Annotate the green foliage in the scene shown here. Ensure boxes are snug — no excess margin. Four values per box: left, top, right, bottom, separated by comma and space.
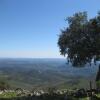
0, 81, 10, 90
58, 11, 100, 66
0, 92, 17, 99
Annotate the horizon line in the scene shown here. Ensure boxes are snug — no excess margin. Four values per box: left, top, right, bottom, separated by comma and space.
0, 57, 65, 59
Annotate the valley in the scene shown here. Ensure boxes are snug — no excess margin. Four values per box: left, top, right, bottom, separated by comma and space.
0, 58, 98, 90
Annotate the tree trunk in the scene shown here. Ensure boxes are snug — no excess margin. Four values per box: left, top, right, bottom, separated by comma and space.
96, 64, 100, 89
89, 81, 92, 100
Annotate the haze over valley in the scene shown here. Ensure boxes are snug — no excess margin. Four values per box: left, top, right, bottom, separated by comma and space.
0, 58, 98, 90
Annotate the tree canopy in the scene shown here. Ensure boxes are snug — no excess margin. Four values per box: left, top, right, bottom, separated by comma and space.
58, 12, 100, 66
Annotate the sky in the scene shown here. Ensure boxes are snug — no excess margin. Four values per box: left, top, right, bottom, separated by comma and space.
0, 0, 100, 58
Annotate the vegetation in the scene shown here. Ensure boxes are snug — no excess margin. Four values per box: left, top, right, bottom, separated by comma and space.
58, 11, 100, 66
0, 89, 99, 100
0, 92, 16, 99
0, 59, 97, 90
58, 11, 100, 100
0, 81, 10, 90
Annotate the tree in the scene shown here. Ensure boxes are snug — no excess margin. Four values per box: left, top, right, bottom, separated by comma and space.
58, 12, 100, 66
96, 65, 100, 89
58, 12, 100, 99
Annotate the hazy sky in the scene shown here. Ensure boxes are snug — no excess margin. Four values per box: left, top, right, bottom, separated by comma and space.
0, 0, 100, 58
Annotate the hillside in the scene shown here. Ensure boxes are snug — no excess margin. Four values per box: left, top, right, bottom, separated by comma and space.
0, 58, 99, 90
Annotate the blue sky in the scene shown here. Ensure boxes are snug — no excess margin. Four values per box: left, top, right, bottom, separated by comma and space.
0, 0, 100, 58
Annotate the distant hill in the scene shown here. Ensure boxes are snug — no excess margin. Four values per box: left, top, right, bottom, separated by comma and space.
0, 58, 99, 90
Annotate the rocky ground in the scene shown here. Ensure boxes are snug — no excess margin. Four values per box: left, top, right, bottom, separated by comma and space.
0, 88, 100, 100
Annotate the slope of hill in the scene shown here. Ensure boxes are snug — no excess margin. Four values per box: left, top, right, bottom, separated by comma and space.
0, 58, 99, 90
